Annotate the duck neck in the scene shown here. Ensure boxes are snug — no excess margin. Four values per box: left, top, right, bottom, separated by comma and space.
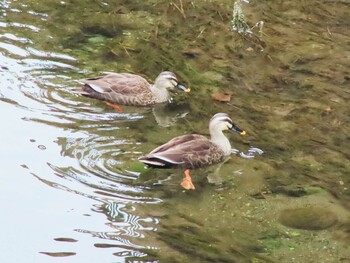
150, 85, 170, 103
210, 128, 232, 156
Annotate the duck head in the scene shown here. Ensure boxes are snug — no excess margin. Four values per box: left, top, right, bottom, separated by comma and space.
210, 113, 246, 135
154, 71, 190, 93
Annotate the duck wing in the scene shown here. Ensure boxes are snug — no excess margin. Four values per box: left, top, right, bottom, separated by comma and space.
148, 134, 204, 154
139, 134, 225, 168
76, 73, 154, 105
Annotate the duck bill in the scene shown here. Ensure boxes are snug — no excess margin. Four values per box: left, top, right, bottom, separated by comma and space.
230, 124, 246, 135
177, 84, 191, 93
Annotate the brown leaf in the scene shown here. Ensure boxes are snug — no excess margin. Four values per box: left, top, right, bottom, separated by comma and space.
325, 106, 332, 112
211, 92, 232, 102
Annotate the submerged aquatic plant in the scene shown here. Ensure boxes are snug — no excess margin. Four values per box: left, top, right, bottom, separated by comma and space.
231, 0, 251, 34
231, 0, 264, 36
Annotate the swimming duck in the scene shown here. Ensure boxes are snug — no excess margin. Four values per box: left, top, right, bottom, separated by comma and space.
74, 71, 190, 110
139, 113, 246, 190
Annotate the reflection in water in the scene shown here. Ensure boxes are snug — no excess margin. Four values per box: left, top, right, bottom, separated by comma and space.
0, 14, 166, 256
231, 146, 264, 158
239, 147, 264, 159
75, 202, 159, 247
152, 103, 189, 127
0, 2, 162, 261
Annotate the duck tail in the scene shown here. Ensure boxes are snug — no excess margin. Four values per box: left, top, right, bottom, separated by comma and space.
70, 87, 90, 96
69, 80, 93, 95
138, 157, 166, 167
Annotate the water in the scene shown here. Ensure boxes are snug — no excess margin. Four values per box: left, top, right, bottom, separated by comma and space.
1, 0, 349, 262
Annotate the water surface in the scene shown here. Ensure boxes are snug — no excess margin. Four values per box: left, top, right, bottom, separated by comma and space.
0, 0, 349, 262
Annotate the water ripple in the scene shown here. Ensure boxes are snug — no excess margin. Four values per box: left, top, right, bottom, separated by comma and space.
232, 146, 264, 158
0, 2, 159, 259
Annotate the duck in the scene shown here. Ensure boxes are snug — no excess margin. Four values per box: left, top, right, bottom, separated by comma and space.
74, 71, 190, 110
138, 113, 246, 190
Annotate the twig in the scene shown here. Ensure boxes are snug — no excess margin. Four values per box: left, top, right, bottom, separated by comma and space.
119, 44, 133, 57
170, 1, 186, 19
326, 26, 332, 36
197, 27, 206, 38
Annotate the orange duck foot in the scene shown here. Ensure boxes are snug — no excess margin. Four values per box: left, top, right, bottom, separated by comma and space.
180, 169, 195, 190
105, 102, 123, 112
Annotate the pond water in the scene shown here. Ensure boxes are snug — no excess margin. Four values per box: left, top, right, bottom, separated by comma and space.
0, 0, 349, 262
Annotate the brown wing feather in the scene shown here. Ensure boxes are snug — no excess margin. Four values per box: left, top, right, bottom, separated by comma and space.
139, 134, 225, 169
79, 74, 149, 93
78, 73, 154, 105
148, 134, 205, 155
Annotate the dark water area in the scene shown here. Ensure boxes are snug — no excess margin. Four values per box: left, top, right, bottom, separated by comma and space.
0, 0, 349, 262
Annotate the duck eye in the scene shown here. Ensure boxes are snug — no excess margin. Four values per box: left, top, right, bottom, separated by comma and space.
223, 118, 233, 127
169, 79, 178, 86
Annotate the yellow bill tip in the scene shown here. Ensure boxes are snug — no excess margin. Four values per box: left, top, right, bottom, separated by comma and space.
240, 130, 246, 136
